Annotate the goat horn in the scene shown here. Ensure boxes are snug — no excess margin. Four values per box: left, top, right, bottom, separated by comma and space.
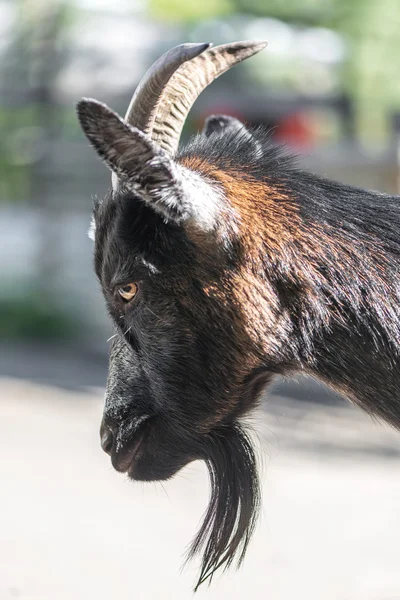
125, 40, 268, 157
124, 43, 212, 136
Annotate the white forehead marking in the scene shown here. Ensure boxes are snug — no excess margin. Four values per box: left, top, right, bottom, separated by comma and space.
141, 258, 160, 274
87, 215, 96, 241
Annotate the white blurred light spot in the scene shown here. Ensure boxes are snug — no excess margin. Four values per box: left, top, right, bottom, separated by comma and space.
245, 18, 294, 55
190, 19, 237, 44
0, 0, 16, 51
298, 28, 346, 64
71, 0, 144, 14
56, 15, 161, 97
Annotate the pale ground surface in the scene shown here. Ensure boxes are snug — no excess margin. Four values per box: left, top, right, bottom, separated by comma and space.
1, 344, 400, 600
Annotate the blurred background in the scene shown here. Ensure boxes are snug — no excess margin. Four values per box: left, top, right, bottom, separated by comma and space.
2, 1, 400, 599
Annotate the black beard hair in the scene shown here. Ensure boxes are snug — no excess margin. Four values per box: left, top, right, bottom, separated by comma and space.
187, 424, 261, 591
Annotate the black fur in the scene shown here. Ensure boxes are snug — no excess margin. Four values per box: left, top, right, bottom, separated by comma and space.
188, 424, 260, 590
77, 99, 200, 224
180, 127, 400, 426
81, 111, 400, 589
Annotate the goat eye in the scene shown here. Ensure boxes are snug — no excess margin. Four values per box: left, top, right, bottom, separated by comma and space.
118, 283, 138, 302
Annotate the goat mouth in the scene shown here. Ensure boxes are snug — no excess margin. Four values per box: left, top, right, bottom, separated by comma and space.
111, 420, 151, 473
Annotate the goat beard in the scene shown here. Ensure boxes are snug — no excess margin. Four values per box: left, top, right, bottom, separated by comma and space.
187, 423, 261, 591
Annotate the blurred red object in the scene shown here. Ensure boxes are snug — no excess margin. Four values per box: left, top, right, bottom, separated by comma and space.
275, 112, 315, 149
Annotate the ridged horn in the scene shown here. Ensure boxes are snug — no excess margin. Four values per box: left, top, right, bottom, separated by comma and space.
149, 40, 267, 156
125, 40, 268, 157
124, 43, 212, 136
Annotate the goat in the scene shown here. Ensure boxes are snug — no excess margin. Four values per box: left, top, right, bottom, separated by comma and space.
77, 41, 400, 589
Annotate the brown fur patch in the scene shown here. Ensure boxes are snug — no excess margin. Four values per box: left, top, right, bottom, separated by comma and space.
179, 155, 300, 254
179, 154, 397, 379
179, 154, 387, 289
179, 155, 300, 355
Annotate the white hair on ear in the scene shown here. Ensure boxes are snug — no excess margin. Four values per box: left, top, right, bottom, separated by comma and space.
178, 165, 224, 231
88, 215, 96, 241
111, 171, 119, 192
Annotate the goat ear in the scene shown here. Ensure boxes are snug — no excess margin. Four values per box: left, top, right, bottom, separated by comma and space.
76, 98, 195, 224
203, 114, 262, 158
203, 114, 247, 137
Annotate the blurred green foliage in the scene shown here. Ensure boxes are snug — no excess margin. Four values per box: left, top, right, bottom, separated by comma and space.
0, 297, 75, 340
336, 0, 400, 142
0, 107, 38, 203
236, 0, 334, 23
150, 0, 234, 21
149, 0, 400, 143
150, 0, 335, 22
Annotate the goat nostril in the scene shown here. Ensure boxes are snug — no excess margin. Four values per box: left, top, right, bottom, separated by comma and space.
100, 427, 114, 455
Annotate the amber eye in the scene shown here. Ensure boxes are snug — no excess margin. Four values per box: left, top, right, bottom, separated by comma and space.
118, 283, 138, 302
